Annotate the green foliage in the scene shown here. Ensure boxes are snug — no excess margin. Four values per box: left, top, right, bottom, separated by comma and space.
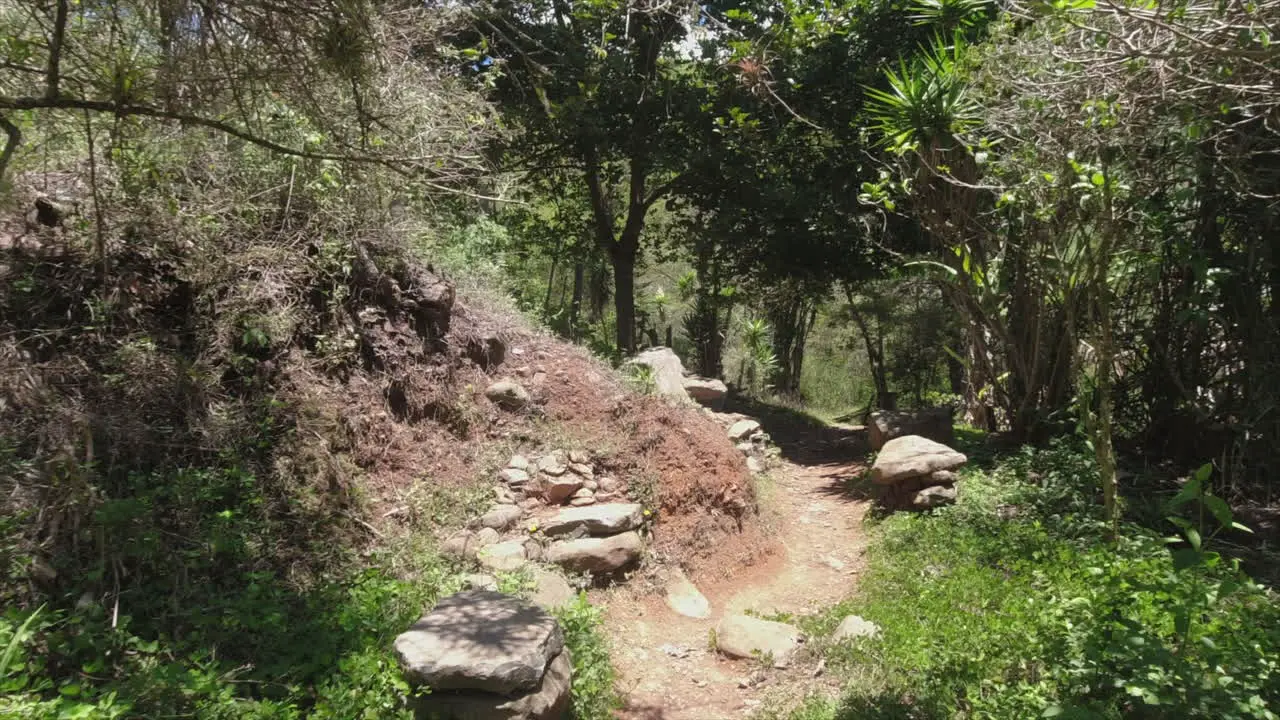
866, 36, 981, 154
623, 364, 658, 395
734, 318, 780, 395
554, 595, 621, 719
774, 443, 1280, 720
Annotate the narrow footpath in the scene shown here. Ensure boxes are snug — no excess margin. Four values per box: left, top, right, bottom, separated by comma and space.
602, 419, 871, 719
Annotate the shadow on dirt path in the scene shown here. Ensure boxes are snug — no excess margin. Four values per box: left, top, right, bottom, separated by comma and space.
724, 396, 868, 467
601, 403, 873, 720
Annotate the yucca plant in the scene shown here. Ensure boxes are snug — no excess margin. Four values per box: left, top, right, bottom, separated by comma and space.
865, 35, 981, 155
909, 0, 993, 29
736, 318, 779, 395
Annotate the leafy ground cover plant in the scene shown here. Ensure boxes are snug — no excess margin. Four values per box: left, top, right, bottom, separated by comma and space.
766, 441, 1280, 720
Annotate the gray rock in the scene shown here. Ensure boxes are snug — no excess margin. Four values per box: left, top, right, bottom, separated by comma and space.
394, 590, 564, 695
715, 614, 803, 667
410, 649, 572, 720
467, 335, 506, 370
539, 475, 582, 505
478, 540, 528, 571
664, 569, 711, 619
501, 468, 532, 486
481, 505, 524, 531
930, 469, 959, 484
443, 528, 500, 559
528, 567, 577, 611
537, 454, 567, 476
464, 573, 499, 591
582, 480, 599, 491
736, 442, 754, 454
683, 376, 728, 410
746, 457, 764, 474
539, 503, 645, 537
494, 485, 516, 504
624, 347, 690, 400
567, 450, 589, 465
868, 408, 954, 451
597, 477, 620, 493
486, 381, 530, 411
912, 485, 958, 509
571, 487, 594, 498
508, 455, 531, 471
870, 435, 967, 485
727, 419, 762, 442
569, 497, 596, 507
523, 538, 545, 562
567, 463, 594, 478
546, 531, 643, 574
831, 615, 880, 642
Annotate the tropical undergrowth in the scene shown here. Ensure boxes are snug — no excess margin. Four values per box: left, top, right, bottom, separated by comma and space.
769, 442, 1280, 719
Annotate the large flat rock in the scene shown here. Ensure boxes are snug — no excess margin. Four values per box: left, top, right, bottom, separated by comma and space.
683, 376, 727, 410
394, 590, 564, 696
715, 613, 803, 667
538, 503, 644, 537
411, 649, 572, 720
868, 408, 954, 450
624, 347, 689, 400
870, 435, 966, 485
545, 531, 643, 574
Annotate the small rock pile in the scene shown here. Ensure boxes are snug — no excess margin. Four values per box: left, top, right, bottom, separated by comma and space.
697, 413, 775, 475
395, 590, 571, 720
869, 434, 967, 510
444, 450, 648, 578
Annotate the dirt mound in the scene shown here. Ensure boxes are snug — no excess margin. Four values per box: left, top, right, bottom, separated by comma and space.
354, 294, 759, 570
0, 196, 757, 598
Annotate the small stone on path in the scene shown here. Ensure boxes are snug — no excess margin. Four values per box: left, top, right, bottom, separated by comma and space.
500, 467, 531, 486
540, 475, 582, 504
832, 614, 880, 642
477, 539, 528, 572
727, 419, 762, 441
480, 504, 523, 530
664, 568, 712, 619
485, 380, 530, 411
528, 566, 577, 611
715, 613, 803, 668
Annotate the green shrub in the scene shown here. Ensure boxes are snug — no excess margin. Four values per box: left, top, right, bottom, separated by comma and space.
776, 442, 1280, 720
554, 594, 620, 720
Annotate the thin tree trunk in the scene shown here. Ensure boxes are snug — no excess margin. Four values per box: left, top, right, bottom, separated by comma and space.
570, 260, 585, 339
1096, 161, 1121, 540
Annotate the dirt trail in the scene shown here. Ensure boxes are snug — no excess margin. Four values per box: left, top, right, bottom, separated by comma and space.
601, 421, 870, 720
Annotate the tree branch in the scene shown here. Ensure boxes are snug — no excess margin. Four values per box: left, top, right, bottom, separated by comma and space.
0, 115, 20, 182
0, 94, 424, 170
46, 0, 68, 99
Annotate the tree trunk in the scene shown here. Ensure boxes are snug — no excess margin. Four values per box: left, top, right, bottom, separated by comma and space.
846, 291, 891, 410
1095, 287, 1120, 540
613, 243, 637, 355
570, 261, 585, 339
1096, 162, 1121, 540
